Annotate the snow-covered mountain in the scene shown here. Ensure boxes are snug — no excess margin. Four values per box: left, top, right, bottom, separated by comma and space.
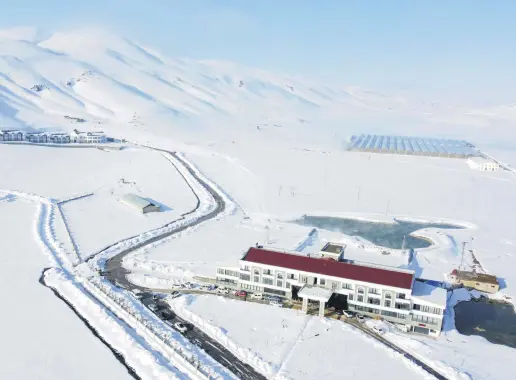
0, 27, 514, 145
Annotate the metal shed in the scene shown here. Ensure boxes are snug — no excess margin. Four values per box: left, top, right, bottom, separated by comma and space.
119, 194, 161, 214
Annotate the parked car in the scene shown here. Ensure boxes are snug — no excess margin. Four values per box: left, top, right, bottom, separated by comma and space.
343, 310, 354, 318
372, 325, 385, 334
170, 291, 181, 299
158, 310, 174, 320
265, 295, 281, 302
148, 303, 159, 311
356, 314, 365, 323
173, 322, 188, 334
183, 282, 195, 289
235, 290, 247, 298
217, 287, 229, 295
250, 292, 263, 300
269, 300, 283, 307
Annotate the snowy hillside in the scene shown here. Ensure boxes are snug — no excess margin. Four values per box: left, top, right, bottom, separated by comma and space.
2, 26, 516, 151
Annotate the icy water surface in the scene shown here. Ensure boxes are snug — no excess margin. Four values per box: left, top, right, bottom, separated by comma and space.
455, 297, 516, 349
295, 216, 462, 249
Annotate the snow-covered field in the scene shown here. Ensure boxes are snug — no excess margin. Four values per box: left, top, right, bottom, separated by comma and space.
124, 210, 312, 279
168, 294, 432, 380
0, 199, 131, 380
0, 144, 198, 257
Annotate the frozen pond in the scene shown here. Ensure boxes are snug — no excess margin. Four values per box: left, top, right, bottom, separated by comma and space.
295, 216, 462, 249
454, 297, 516, 349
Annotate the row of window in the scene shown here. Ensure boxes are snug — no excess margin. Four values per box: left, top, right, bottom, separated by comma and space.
217, 268, 239, 278
413, 304, 442, 315
241, 284, 262, 291
412, 314, 440, 325
242, 267, 409, 302
356, 287, 406, 300
350, 294, 410, 310
381, 310, 407, 320
350, 306, 408, 321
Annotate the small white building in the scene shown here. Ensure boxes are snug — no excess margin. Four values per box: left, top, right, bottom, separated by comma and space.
467, 157, 500, 171
70, 129, 107, 144
119, 194, 161, 214
0, 130, 24, 142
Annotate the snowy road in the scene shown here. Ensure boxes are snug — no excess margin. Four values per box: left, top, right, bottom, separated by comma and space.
342, 317, 446, 380
138, 293, 266, 380
100, 150, 266, 380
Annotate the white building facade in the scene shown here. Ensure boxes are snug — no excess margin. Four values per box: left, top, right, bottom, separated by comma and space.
217, 246, 446, 337
0, 130, 24, 141
70, 129, 107, 144
25, 133, 48, 143
467, 157, 501, 171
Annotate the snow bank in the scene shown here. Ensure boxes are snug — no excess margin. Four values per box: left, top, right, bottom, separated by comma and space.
44, 268, 187, 380
168, 295, 288, 379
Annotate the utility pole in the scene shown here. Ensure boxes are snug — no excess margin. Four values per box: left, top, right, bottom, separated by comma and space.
460, 241, 467, 271
385, 199, 390, 216
356, 187, 361, 204
401, 234, 406, 254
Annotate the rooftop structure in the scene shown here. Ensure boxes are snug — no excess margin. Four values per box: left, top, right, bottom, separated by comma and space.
119, 194, 161, 214
348, 134, 478, 158
243, 247, 414, 289
321, 242, 345, 254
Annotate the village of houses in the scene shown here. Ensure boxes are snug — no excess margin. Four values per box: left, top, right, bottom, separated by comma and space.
0, 128, 109, 144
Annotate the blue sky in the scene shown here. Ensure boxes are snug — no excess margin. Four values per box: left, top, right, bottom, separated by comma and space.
1, 0, 515, 104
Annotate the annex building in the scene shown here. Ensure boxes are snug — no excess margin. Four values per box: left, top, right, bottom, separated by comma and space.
216, 245, 447, 337
119, 194, 161, 214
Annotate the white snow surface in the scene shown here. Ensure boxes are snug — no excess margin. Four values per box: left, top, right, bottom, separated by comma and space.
0, 200, 131, 380
412, 280, 448, 308
380, 288, 516, 380
168, 294, 432, 380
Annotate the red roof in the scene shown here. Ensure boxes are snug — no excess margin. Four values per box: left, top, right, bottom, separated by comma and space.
243, 247, 414, 289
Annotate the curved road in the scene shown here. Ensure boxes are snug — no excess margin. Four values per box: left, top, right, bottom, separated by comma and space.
100, 150, 266, 380
100, 148, 448, 380
103, 150, 225, 290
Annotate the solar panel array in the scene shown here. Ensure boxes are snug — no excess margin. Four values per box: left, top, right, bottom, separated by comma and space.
348, 134, 478, 158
